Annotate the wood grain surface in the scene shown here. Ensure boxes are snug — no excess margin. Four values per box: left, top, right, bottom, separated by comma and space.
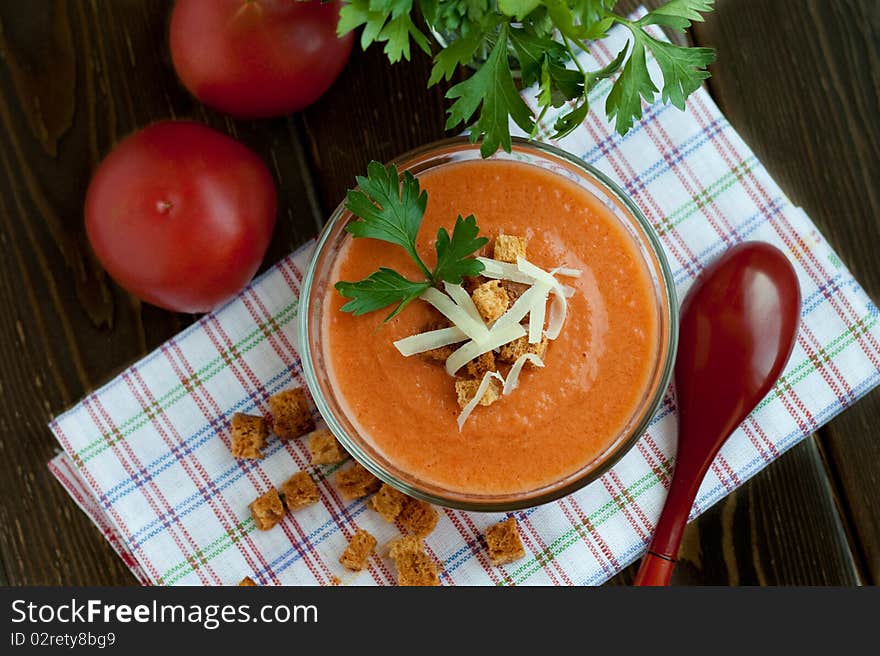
0, 0, 876, 586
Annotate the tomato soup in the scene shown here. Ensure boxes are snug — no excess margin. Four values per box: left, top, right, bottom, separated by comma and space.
322, 159, 659, 496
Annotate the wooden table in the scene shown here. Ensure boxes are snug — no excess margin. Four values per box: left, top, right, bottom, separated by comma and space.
0, 0, 876, 586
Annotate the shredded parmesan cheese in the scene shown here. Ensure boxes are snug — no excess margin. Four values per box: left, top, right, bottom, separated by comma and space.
517, 257, 575, 341
393, 326, 468, 356
420, 287, 489, 342
545, 286, 568, 340
502, 354, 545, 395
443, 282, 486, 329
490, 282, 552, 333
551, 266, 582, 278
457, 371, 504, 431
396, 253, 578, 398
445, 323, 527, 376
528, 291, 546, 343
516, 257, 558, 287
477, 257, 536, 285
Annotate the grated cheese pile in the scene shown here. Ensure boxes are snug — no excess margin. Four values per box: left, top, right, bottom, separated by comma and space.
392, 254, 580, 430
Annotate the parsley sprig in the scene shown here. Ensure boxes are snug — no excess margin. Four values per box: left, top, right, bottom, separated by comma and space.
335, 161, 488, 320
338, 0, 716, 156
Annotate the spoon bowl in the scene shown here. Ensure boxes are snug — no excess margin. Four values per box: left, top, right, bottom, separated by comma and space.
634, 241, 801, 585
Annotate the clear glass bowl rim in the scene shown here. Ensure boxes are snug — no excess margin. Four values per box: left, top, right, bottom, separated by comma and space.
298, 136, 679, 512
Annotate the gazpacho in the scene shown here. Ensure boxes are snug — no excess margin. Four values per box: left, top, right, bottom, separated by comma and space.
321, 155, 661, 498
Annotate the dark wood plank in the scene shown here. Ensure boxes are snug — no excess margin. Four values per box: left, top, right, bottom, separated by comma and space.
693, 0, 880, 583
0, 0, 319, 585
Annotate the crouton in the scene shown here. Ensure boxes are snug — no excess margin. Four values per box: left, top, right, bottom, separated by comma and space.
493, 234, 527, 263
466, 351, 496, 378
280, 471, 320, 511
388, 535, 423, 559
388, 536, 440, 586
339, 529, 377, 571
500, 280, 528, 304
399, 497, 439, 537
417, 320, 456, 364
308, 428, 347, 465
368, 483, 408, 522
230, 413, 269, 460
268, 387, 315, 441
462, 275, 487, 295
249, 488, 285, 531
498, 335, 548, 364
485, 517, 526, 566
455, 376, 501, 409
238, 576, 257, 586
420, 343, 456, 364
336, 463, 381, 500
471, 280, 510, 323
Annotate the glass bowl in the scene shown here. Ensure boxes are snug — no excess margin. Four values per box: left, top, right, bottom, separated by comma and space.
298, 137, 678, 511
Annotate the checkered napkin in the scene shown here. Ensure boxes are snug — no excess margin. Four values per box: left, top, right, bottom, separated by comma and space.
48, 16, 880, 586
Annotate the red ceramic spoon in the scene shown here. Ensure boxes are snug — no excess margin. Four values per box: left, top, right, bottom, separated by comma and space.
633, 241, 801, 586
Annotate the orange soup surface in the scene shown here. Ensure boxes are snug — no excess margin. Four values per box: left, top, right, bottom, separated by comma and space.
324, 160, 659, 496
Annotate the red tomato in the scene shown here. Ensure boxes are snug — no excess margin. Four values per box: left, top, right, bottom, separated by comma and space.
85, 121, 276, 313
169, 0, 353, 118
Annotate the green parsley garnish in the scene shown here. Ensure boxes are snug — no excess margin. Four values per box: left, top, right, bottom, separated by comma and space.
338, 0, 716, 156
335, 161, 489, 320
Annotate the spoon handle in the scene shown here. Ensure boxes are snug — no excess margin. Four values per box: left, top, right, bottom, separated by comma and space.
632, 551, 677, 585
632, 460, 705, 585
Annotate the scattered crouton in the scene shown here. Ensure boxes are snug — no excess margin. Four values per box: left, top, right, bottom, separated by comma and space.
498, 335, 549, 364
399, 498, 439, 537
493, 234, 527, 263
339, 529, 377, 571
280, 471, 320, 511
238, 576, 257, 586
472, 280, 510, 323
485, 517, 526, 566
466, 351, 496, 378
268, 387, 315, 441
249, 488, 285, 531
388, 536, 440, 586
455, 376, 501, 409
230, 413, 269, 460
336, 463, 381, 500
308, 428, 347, 465
368, 483, 408, 523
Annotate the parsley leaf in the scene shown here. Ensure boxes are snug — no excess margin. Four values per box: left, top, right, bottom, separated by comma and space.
643, 34, 714, 109
345, 161, 432, 279
552, 45, 626, 139
498, 0, 540, 21
428, 25, 488, 86
338, 0, 429, 63
338, 0, 716, 155
378, 13, 431, 63
604, 33, 657, 135
509, 27, 569, 88
433, 214, 489, 283
640, 0, 715, 31
335, 162, 487, 320
445, 25, 535, 157
336, 268, 431, 321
